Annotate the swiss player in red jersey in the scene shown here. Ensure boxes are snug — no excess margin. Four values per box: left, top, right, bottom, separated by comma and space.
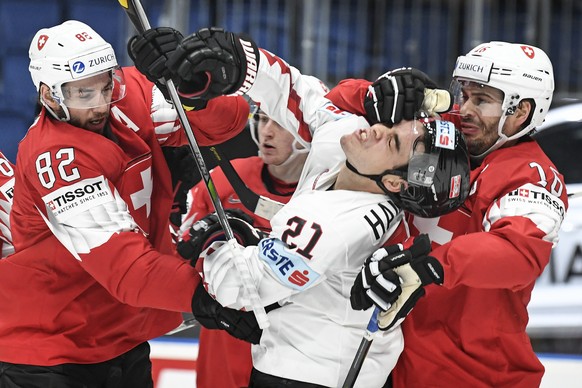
0, 20, 250, 387
179, 107, 310, 388
0, 151, 15, 258
335, 44, 568, 387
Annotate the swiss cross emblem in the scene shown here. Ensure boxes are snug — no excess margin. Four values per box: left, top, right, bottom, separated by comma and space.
521, 45, 535, 59
519, 188, 530, 197
37, 35, 49, 51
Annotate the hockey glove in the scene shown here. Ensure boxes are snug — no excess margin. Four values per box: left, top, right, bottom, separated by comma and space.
375, 234, 443, 331
167, 27, 260, 105
161, 146, 200, 228
364, 67, 452, 126
191, 282, 262, 344
127, 27, 184, 98
350, 244, 404, 312
177, 209, 264, 266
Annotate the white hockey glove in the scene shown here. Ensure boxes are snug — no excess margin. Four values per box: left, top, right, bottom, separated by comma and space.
198, 240, 261, 309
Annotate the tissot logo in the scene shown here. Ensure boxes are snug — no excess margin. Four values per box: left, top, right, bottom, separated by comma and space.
42, 176, 114, 222
508, 187, 565, 217
48, 181, 106, 208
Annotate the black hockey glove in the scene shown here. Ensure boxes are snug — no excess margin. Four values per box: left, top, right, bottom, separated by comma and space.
364, 67, 452, 126
191, 282, 262, 344
351, 234, 443, 331
127, 27, 184, 98
166, 27, 260, 105
350, 244, 404, 312
177, 209, 264, 266
161, 146, 200, 228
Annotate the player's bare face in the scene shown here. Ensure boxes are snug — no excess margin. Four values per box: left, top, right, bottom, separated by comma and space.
458, 83, 503, 156
341, 120, 423, 175
258, 114, 295, 165
63, 73, 113, 134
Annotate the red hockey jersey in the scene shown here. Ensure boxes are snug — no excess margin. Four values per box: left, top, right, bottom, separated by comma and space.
396, 139, 568, 387
0, 67, 248, 365
327, 78, 569, 387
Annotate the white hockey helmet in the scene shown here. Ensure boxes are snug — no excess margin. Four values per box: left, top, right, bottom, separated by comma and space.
451, 41, 554, 158
29, 20, 126, 120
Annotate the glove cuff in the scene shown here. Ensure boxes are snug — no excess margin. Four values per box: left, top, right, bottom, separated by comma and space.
231, 33, 260, 95
412, 256, 444, 285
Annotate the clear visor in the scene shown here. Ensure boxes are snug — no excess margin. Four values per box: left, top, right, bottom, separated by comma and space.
60, 67, 126, 109
406, 118, 458, 187
407, 148, 439, 187
449, 79, 504, 118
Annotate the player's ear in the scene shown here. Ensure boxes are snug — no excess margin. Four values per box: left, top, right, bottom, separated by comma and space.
382, 175, 405, 193
39, 84, 58, 109
505, 99, 532, 137
515, 99, 532, 126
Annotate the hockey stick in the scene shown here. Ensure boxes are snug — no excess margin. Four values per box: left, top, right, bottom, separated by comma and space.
342, 307, 380, 388
118, 0, 269, 329
205, 146, 284, 220
343, 236, 431, 387
165, 317, 198, 335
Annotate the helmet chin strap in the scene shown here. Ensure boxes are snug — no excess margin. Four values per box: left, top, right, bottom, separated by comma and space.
344, 160, 406, 196
469, 112, 511, 161
41, 93, 71, 122
259, 139, 310, 169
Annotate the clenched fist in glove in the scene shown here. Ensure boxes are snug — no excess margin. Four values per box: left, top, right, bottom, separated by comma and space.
191, 282, 263, 344
177, 209, 264, 266
127, 27, 184, 100
350, 234, 444, 331
364, 67, 453, 126
167, 27, 260, 105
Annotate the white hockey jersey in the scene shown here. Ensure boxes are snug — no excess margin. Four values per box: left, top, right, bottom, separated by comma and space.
203, 49, 405, 387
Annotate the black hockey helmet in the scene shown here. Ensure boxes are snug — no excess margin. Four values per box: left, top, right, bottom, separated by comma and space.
344, 116, 470, 217
394, 117, 470, 217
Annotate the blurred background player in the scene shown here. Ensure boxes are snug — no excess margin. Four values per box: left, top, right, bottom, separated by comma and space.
178, 105, 310, 388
